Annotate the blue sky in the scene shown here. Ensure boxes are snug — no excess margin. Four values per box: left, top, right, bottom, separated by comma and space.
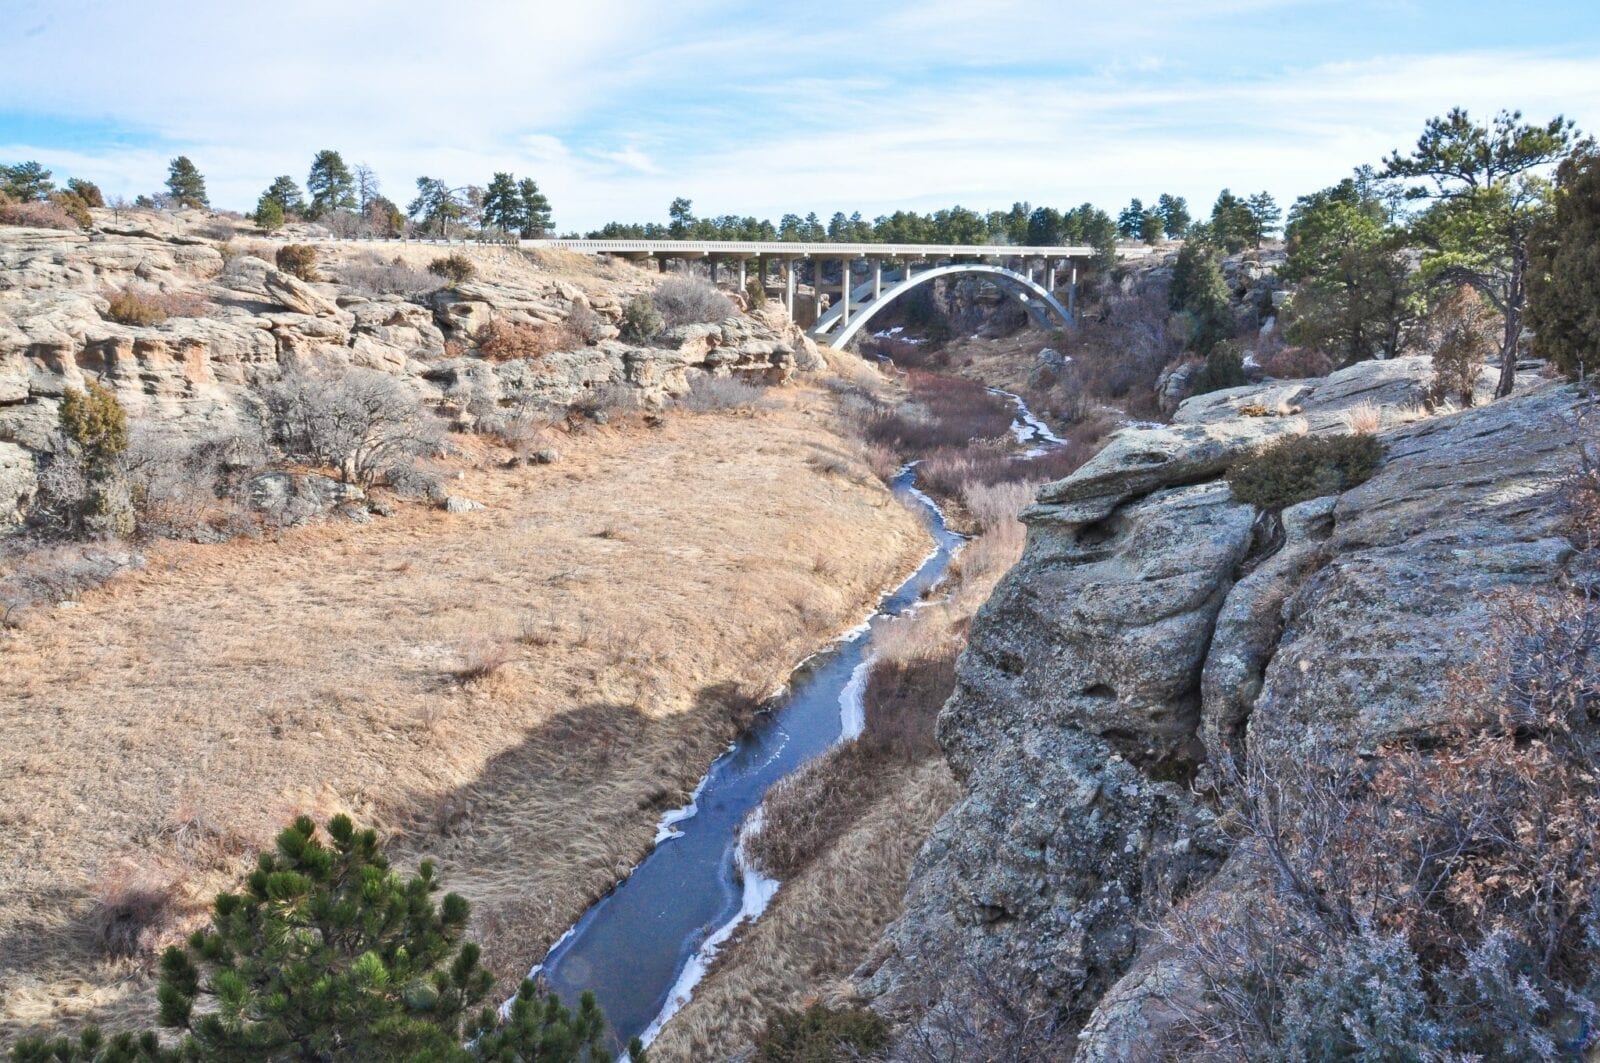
3, 0, 1598, 231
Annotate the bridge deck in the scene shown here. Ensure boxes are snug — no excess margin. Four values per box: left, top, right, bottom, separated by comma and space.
524, 238, 1107, 258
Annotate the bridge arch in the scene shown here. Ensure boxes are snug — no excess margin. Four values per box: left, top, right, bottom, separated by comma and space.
810, 263, 1073, 349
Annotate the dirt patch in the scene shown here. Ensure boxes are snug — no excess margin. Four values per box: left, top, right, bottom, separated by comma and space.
0, 386, 929, 1041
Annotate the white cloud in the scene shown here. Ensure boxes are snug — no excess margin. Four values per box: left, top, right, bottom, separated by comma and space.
2, 2, 1595, 229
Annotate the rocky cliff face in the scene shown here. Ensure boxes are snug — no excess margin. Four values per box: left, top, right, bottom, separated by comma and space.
0, 218, 822, 526
861, 356, 1579, 1058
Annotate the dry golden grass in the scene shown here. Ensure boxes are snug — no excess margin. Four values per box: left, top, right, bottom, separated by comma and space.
0, 386, 930, 1042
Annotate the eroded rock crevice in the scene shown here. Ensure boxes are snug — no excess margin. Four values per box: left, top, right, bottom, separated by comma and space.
867, 357, 1583, 1060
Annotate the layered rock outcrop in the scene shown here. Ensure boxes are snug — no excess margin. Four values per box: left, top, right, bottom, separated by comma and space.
0, 219, 822, 526
863, 357, 1580, 1058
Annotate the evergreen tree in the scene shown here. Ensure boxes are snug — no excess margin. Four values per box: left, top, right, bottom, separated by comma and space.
1210, 189, 1256, 252
164, 156, 208, 209
668, 197, 694, 238
518, 178, 552, 237
481, 171, 522, 233
1, 160, 54, 201
11, 816, 640, 1062
1169, 241, 1234, 353
261, 175, 306, 217
1117, 198, 1147, 238
1282, 176, 1416, 365
1004, 201, 1031, 244
254, 196, 285, 233
1027, 206, 1064, 245
1138, 209, 1164, 244
305, 150, 356, 218
1384, 107, 1578, 396
1155, 193, 1191, 238
407, 177, 463, 238
1528, 146, 1600, 379
1246, 191, 1282, 244
66, 177, 104, 208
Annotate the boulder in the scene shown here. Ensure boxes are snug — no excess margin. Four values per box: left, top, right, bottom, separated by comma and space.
444, 495, 483, 514
263, 270, 341, 318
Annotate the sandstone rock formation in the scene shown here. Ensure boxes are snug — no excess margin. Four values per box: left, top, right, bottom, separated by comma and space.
0, 218, 822, 527
863, 357, 1580, 1059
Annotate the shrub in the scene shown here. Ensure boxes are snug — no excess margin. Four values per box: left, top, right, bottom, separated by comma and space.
677, 375, 775, 414
274, 243, 319, 281
477, 318, 567, 362
564, 299, 603, 345
651, 275, 735, 327
1227, 433, 1383, 510
861, 650, 958, 762
1164, 589, 1600, 1062
619, 293, 663, 343
1427, 284, 1498, 407
67, 178, 104, 208
58, 380, 132, 534
49, 191, 92, 229
105, 288, 168, 326
755, 1002, 890, 1063
745, 275, 768, 309
428, 252, 477, 287
259, 368, 437, 487
862, 370, 1015, 455
0, 199, 81, 231
340, 258, 435, 295
1190, 344, 1249, 395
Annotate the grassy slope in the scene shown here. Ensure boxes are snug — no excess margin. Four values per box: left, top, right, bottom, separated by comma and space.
0, 387, 929, 1039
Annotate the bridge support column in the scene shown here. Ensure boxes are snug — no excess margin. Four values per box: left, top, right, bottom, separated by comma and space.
872, 258, 882, 301
1069, 261, 1078, 320
840, 257, 851, 326
709, 258, 719, 284
657, 255, 667, 273
785, 258, 797, 318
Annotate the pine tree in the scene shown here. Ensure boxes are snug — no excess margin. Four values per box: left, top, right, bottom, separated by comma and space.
254, 196, 285, 233
1210, 189, 1256, 252
1, 160, 54, 201
1155, 193, 1191, 238
305, 150, 356, 218
407, 177, 463, 238
155, 815, 491, 1059
1117, 198, 1146, 239
1528, 146, 1600, 380
668, 197, 695, 238
164, 157, 208, 209
1170, 241, 1234, 353
1138, 210, 1164, 244
481, 172, 522, 233
1246, 191, 1282, 244
1384, 107, 1577, 396
517, 177, 552, 237
261, 175, 306, 217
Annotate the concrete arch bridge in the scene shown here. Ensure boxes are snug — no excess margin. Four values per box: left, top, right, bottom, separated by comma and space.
530, 240, 1145, 348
